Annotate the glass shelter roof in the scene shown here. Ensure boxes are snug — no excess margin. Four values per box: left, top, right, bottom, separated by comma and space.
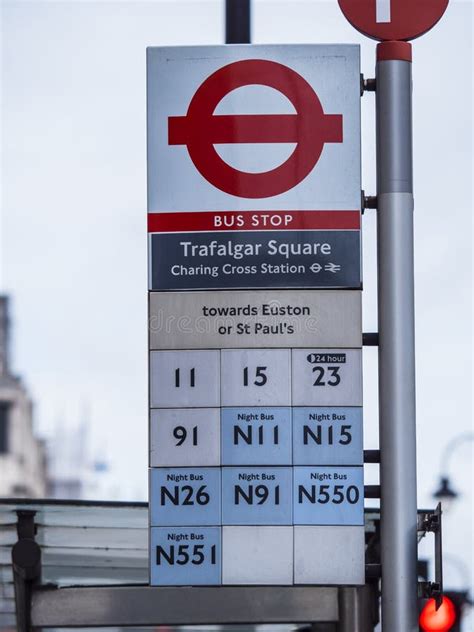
1, 499, 322, 631
0, 499, 148, 630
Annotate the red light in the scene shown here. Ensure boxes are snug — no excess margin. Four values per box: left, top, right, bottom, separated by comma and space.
419, 596, 457, 631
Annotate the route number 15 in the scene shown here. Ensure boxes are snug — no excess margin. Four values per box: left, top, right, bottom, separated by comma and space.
243, 366, 267, 387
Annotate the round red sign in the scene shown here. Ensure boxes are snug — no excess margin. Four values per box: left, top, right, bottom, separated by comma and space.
168, 60, 343, 199
338, 0, 449, 42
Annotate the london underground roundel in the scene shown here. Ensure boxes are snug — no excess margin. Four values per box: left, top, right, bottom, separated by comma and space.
147, 45, 361, 212
338, 0, 449, 42
168, 60, 343, 199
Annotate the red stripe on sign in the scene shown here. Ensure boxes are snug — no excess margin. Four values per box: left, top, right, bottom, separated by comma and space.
148, 211, 360, 233
169, 114, 343, 145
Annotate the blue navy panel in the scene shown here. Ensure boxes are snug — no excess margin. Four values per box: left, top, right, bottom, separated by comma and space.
150, 527, 221, 585
292, 407, 363, 465
293, 466, 364, 526
221, 407, 292, 466
149, 231, 361, 290
222, 467, 292, 525
150, 468, 221, 526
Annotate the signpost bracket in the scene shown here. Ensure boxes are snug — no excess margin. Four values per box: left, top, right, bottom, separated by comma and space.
362, 332, 379, 346
364, 449, 380, 463
364, 485, 381, 499
361, 76, 376, 93
363, 195, 378, 210
417, 504, 443, 607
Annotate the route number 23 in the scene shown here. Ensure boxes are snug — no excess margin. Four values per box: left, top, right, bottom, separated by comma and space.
311, 366, 341, 387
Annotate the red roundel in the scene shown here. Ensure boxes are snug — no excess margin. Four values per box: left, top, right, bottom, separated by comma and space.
338, 0, 449, 42
168, 59, 343, 199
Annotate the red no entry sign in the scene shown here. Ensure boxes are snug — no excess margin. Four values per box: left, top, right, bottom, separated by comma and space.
168, 60, 343, 199
338, 0, 449, 42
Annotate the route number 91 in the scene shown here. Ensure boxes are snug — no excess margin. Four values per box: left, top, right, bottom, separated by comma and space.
173, 426, 198, 446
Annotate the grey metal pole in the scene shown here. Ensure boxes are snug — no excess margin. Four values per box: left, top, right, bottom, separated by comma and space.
338, 586, 376, 632
376, 41, 418, 631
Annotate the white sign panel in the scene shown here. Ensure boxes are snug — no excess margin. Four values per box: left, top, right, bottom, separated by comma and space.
221, 349, 291, 406
222, 526, 293, 585
149, 290, 362, 350
147, 45, 361, 211
150, 350, 220, 408
150, 408, 220, 467
294, 526, 365, 584
292, 349, 363, 406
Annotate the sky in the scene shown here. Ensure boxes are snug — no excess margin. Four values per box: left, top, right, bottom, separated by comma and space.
0, 0, 473, 620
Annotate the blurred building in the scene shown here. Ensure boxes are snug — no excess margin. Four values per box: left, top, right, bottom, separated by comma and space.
0, 295, 47, 497
46, 418, 88, 499
46, 409, 113, 500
